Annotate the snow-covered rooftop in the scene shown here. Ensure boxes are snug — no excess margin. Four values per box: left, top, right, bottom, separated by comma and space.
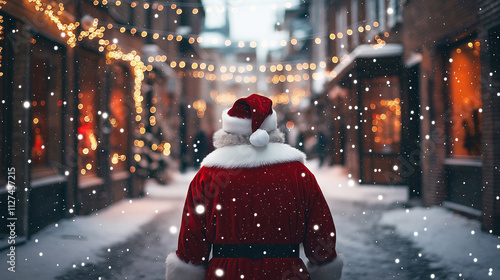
328, 43, 404, 83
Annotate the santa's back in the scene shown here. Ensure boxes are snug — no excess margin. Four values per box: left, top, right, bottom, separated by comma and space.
166, 94, 343, 280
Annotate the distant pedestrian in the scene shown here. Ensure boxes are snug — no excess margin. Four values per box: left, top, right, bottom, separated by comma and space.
166, 94, 343, 280
317, 131, 327, 167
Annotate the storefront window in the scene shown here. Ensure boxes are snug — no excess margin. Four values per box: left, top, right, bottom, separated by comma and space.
78, 50, 101, 177
447, 39, 482, 158
109, 65, 130, 171
363, 76, 402, 154
359, 76, 402, 184
30, 35, 63, 178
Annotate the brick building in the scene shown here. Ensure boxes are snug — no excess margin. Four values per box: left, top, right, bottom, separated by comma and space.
401, 0, 500, 234
0, 0, 207, 247
322, 0, 499, 234
477, 0, 500, 234
325, 0, 413, 188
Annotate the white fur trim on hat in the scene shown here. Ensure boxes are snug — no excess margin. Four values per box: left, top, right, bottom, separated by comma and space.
222, 108, 277, 135
165, 252, 206, 280
307, 254, 345, 280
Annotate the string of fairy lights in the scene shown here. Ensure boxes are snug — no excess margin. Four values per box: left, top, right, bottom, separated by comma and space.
100, 15, 387, 84
22, 0, 388, 84
0, 0, 389, 92
1, 0, 389, 174
78, 14, 387, 87
94, 0, 301, 12
85, 0, 386, 77
22, 0, 147, 175
104, 19, 381, 48
165, 28, 389, 84
134, 21, 387, 85
102, 19, 385, 72
2, 0, 389, 107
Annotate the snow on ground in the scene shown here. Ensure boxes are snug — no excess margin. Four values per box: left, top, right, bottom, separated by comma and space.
145, 168, 197, 199
306, 160, 409, 204
0, 196, 178, 279
380, 206, 500, 279
2, 160, 498, 280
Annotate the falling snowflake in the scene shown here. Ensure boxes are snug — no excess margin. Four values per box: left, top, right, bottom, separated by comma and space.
196, 205, 205, 214
215, 268, 224, 277
170, 226, 178, 234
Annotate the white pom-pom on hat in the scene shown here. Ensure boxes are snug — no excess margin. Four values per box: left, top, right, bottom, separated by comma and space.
249, 129, 270, 147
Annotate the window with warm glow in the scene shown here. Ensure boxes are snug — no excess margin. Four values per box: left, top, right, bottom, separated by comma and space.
447, 39, 482, 158
30, 35, 64, 178
78, 50, 101, 177
109, 65, 130, 171
362, 76, 401, 154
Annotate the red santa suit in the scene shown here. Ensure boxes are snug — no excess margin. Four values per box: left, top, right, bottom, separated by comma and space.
166, 94, 343, 280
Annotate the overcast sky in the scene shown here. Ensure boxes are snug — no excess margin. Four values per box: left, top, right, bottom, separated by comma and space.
201, 0, 299, 44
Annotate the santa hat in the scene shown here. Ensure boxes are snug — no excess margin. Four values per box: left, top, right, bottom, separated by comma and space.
222, 94, 277, 147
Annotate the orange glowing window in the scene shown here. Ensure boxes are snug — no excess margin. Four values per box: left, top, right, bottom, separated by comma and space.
29, 35, 64, 178
362, 77, 402, 154
447, 39, 482, 157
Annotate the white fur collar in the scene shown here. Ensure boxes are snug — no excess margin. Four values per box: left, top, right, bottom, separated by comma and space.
201, 143, 306, 168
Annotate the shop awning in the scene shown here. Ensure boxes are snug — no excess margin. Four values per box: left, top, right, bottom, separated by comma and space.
327, 43, 403, 84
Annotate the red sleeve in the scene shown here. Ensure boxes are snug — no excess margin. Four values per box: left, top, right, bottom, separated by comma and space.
176, 170, 211, 265
302, 171, 338, 265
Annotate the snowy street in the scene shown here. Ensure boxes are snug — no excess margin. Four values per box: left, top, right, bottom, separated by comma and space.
2, 0, 500, 279
1, 161, 498, 280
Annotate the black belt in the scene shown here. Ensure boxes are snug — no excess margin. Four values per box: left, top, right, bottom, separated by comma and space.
212, 244, 300, 258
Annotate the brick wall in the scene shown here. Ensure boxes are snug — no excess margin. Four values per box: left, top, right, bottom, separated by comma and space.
403, 0, 479, 58
421, 45, 448, 206
478, 0, 500, 234
403, 0, 480, 207
10, 20, 31, 237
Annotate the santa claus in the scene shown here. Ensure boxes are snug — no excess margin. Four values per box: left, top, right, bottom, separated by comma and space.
166, 94, 344, 280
